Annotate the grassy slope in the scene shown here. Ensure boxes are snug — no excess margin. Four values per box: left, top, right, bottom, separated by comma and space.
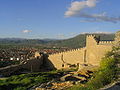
0, 71, 63, 90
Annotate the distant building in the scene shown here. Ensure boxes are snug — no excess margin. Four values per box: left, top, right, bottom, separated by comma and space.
35, 52, 41, 58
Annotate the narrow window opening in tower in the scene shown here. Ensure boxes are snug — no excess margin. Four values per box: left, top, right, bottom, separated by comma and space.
62, 64, 64, 67
84, 50, 87, 63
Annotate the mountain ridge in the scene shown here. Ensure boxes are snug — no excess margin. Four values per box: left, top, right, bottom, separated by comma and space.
0, 33, 115, 48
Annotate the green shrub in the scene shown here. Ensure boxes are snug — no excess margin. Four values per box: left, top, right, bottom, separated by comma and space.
100, 57, 116, 70
34, 76, 47, 83
13, 87, 26, 90
20, 78, 32, 85
0, 71, 61, 90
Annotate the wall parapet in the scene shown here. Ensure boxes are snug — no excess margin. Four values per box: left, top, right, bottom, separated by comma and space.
49, 47, 86, 56
48, 34, 115, 69
86, 34, 96, 37
99, 41, 114, 45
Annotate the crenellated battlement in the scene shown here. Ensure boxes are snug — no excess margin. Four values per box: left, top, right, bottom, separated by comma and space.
49, 47, 86, 56
99, 41, 114, 45
86, 34, 99, 47
48, 34, 115, 69
86, 34, 96, 38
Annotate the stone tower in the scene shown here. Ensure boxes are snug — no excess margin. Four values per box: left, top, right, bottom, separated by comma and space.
86, 35, 99, 65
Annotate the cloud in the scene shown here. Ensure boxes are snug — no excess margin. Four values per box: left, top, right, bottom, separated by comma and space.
65, 0, 120, 23
22, 30, 32, 33
56, 32, 78, 39
79, 12, 120, 23
56, 34, 66, 39
69, 32, 77, 36
65, 0, 97, 17
81, 31, 112, 34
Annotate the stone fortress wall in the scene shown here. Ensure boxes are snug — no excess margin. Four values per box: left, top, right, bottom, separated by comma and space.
48, 47, 86, 69
0, 34, 116, 76
86, 35, 113, 66
0, 55, 44, 76
48, 35, 114, 69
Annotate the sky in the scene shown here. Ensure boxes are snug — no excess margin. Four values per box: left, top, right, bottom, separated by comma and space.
0, 0, 120, 39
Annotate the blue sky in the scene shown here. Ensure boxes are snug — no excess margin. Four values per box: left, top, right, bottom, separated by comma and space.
0, 0, 120, 39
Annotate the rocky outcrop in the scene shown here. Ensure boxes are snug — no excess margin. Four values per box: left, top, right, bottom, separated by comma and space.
35, 68, 94, 90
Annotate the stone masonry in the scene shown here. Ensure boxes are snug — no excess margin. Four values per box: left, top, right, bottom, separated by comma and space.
48, 35, 114, 69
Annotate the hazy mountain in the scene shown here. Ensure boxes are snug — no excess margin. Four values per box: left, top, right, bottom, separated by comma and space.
48, 33, 115, 48
0, 33, 115, 48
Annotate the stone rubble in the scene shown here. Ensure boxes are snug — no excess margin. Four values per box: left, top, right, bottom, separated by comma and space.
35, 69, 93, 90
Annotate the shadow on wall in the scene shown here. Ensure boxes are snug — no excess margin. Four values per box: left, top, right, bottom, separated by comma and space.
22, 54, 57, 72
0, 54, 57, 77
43, 54, 57, 71
21, 58, 43, 72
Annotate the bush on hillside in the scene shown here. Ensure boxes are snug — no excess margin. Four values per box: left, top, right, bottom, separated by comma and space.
0, 72, 51, 90
69, 50, 118, 90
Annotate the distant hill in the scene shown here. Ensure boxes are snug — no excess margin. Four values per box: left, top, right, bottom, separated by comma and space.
0, 33, 115, 48
0, 38, 56, 45
48, 33, 115, 48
